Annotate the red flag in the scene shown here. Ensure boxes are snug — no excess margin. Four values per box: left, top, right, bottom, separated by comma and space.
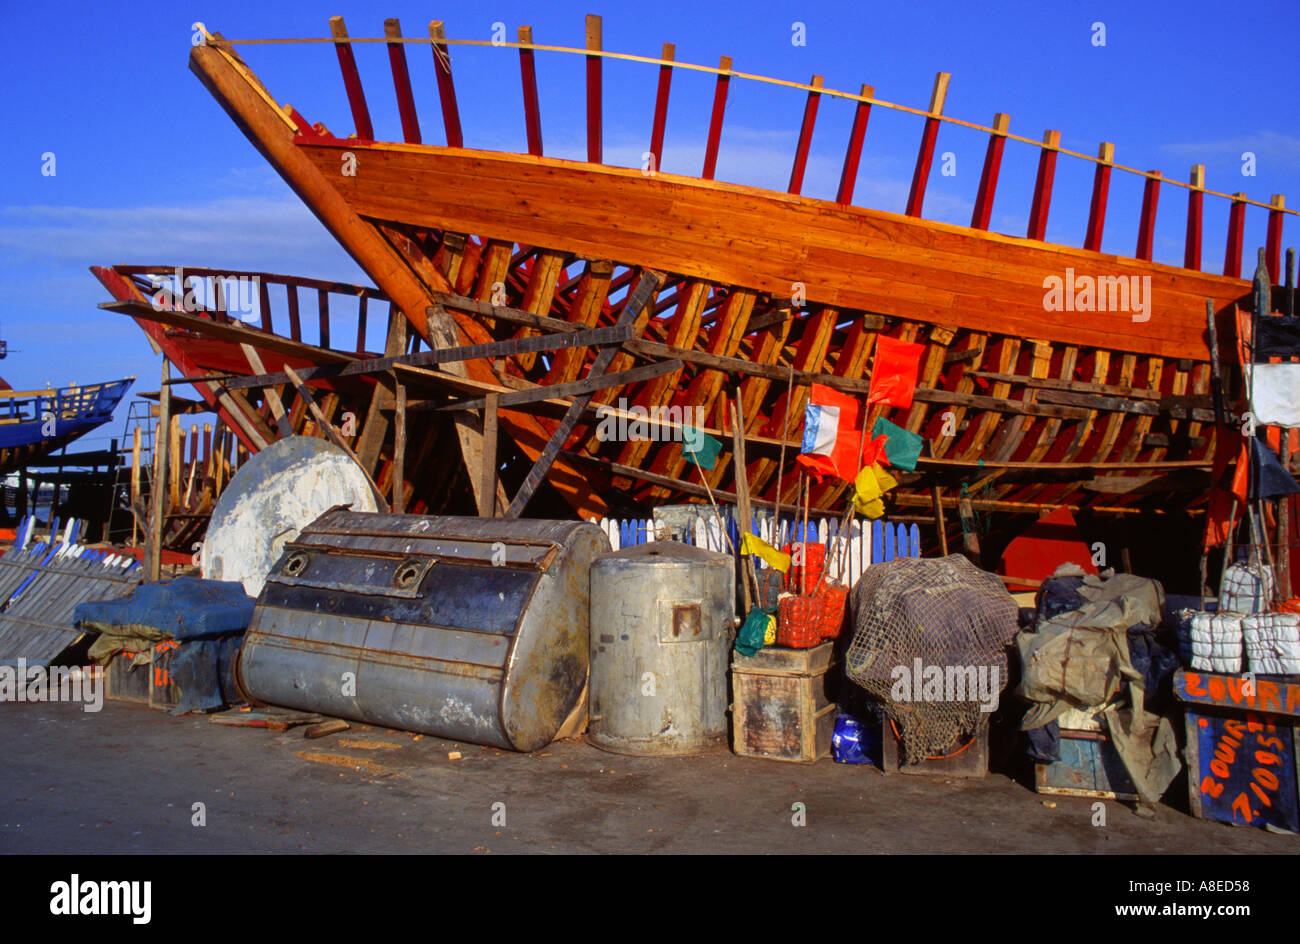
868, 336, 925, 409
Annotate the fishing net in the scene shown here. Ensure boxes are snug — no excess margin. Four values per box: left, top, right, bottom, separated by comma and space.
845, 555, 1019, 764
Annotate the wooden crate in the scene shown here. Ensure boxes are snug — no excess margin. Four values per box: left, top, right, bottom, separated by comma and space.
105, 649, 150, 704
881, 720, 989, 778
1035, 729, 1140, 801
731, 641, 837, 763
1174, 669, 1300, 832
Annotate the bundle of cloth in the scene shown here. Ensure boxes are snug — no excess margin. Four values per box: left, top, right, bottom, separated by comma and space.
1017, 563, 1182, 805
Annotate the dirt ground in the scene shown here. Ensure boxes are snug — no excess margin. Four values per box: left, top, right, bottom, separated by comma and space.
0, 700, 1294, 855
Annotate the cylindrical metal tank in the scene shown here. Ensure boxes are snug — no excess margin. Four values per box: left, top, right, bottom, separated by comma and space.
238, 508, 610, 751
588, 542, 735, 755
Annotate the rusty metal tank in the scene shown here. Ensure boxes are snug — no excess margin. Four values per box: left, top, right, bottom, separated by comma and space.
588, 541, 735, 755
238, 508, 609, 751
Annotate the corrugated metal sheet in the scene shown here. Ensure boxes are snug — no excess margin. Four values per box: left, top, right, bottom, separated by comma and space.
0, 517, 142, 667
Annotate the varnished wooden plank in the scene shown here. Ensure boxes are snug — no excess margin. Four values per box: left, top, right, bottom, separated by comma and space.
302, 142, 1248, 360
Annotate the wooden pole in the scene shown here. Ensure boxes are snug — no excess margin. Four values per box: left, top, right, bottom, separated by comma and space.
130, 426, 141, 549
729, 400, 758, 611
931, 485, 948, 555
1280, 436, 1292, 599
393, 381, 407, 514
147, 359, 170, 582
480, 392, 499, 517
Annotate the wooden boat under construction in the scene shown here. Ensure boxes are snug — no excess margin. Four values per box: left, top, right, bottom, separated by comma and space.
101, 17, 1299, 582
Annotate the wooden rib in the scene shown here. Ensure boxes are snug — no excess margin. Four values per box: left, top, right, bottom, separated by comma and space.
971, 113, 1009, 230
654, 288, 755, 487
284, 364, 389, 512
504, 26, 540, 158
1027, 130, 1061, 242
429, 21, 463, 147
329, 17, 374, 140
836, 84, 873, 206
585, 15, 602, 164
1136, 170, 1161, 261
548, 259, 615, 384
384, 18, 421, 144
1224, 192, 1246, 278
905, 72, 949, 217
1267, 195, 1285, 283
788, 75, 823, 195
1084, 142, 1114, 252
1184, 165, 1204, 271
615, 279, 710, 472
649, 43, 675, 173
258, 278, 273, 333
702, 55, 732, 181
286, 284, 302, 341
514, 250, 567, 371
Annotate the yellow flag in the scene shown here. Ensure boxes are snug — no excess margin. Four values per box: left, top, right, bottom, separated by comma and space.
853, 463, 898, 518
740, 532, 791, 572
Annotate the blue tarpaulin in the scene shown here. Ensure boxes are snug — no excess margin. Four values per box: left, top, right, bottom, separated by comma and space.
74, 577, 254, 642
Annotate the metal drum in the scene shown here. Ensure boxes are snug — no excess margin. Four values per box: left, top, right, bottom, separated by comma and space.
588, 542, 735, 755
238, 508, 609, 751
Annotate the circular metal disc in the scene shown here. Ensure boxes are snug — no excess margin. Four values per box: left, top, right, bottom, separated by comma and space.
200, 436, 377, 597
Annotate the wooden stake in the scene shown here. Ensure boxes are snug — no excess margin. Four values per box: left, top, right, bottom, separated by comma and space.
480, 392, 498, 517
931, 485, 948, 555
130, 427, 141, 549
147, 358, 170, 582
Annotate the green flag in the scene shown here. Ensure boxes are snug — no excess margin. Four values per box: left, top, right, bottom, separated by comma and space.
682, 426, 723, 470
872, 417, 923, 472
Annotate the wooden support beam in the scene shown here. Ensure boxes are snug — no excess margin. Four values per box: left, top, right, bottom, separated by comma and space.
1267, 194, 1286, 284
429, 21, 464, 147
905, 72, 949, 218
427, 358, 682, 412
356, 304, 409, 473
1224, 192, 1246, 278
1026, 129, 1061, 241
1084, 142, 1114, 252
223, 322, 632, 391
506, 270, 664, 518
239, 343, 292, 439
585, 14, 602, 164
329, 16, 374, 140
931, 485, 948, 555
283, 365, 389, 512
517, 26, 543, 156
1135, 170, 1162, 261
480, 393, 499, 517
970, 113, 1009, 230
788, 75, 823, 195
392, 380, 406, 513
835, 84, 873, 206
384, 18, 422, 144
648, 43, 675, 174
1184, 164, 1204, 271
317, 288, 330, 348
148, 358, 170, 581
703, 55, 732, 180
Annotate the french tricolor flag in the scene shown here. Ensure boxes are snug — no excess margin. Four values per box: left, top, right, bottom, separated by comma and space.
796, 384, 866, 482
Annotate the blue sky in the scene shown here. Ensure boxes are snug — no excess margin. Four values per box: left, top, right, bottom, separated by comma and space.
1, 0, 1296, 452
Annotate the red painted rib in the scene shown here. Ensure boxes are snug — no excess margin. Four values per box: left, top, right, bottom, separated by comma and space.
835, 85, 873, 206
385, 19, 422, 144
703, 56, 731, 181
1135, 171, 1161, 262
787, 75, 823, 195
970, 114, 1009, 230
